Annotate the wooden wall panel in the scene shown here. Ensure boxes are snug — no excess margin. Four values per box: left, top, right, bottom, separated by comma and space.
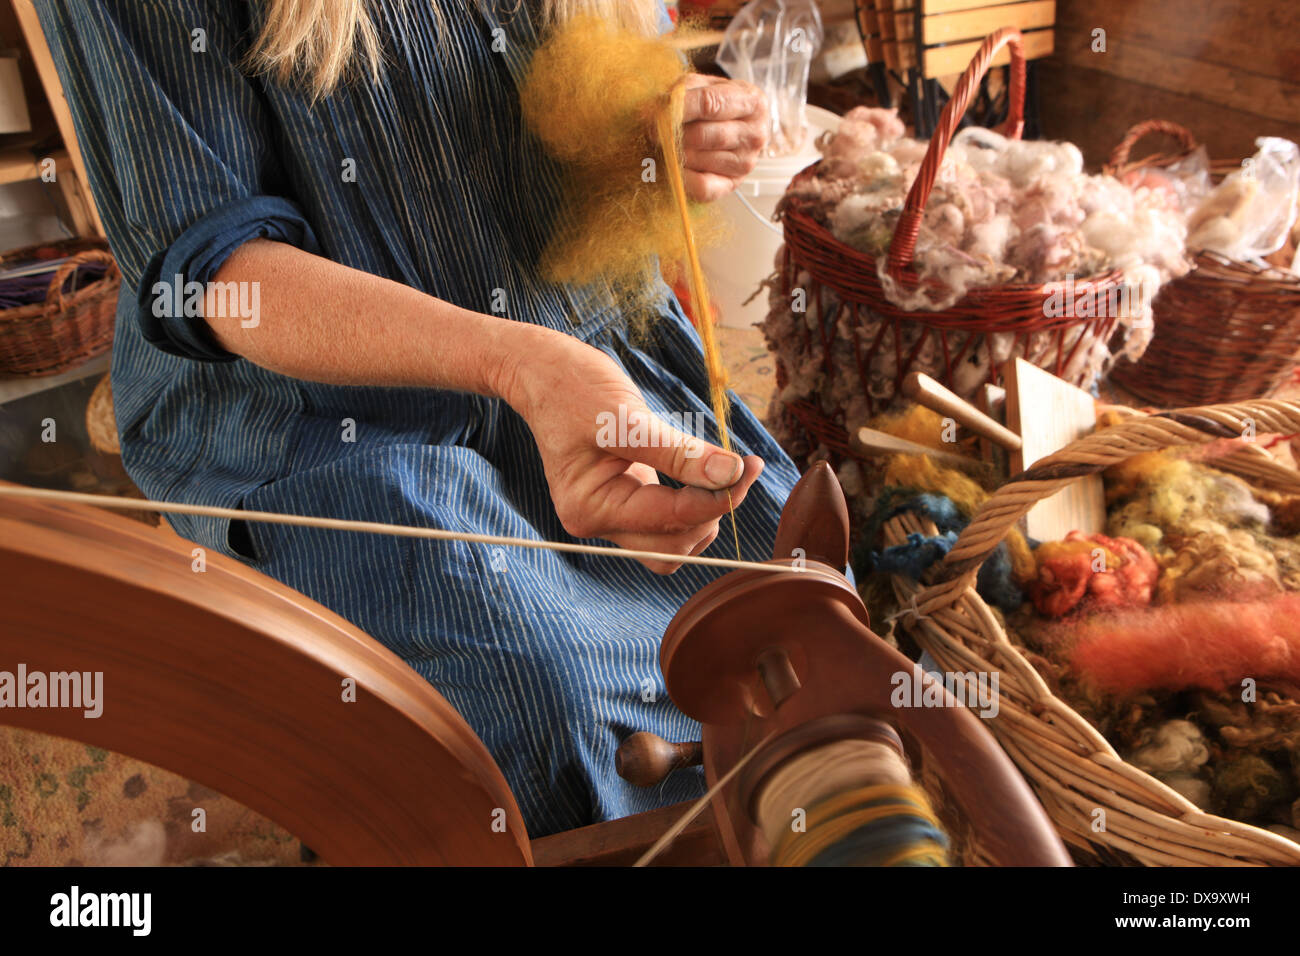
1038, 0, 1300, 168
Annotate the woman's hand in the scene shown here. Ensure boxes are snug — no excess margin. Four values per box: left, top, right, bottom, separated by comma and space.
680, 74, 770, 203
496, 325, 763, 573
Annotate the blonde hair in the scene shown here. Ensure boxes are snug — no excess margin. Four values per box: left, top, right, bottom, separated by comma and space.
248, 0, 663, 100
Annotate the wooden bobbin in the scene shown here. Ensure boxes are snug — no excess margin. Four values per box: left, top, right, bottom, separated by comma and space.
659, 462, 1072, 867
736, 714, 905, 828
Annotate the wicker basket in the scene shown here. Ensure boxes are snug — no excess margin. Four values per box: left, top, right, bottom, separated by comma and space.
0, 238, 121, 377
883, 398, 1300, 866
1106, 120, 1300, 406
772, 27, 1126, 460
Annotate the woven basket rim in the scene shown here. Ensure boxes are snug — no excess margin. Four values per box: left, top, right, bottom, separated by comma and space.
0, 246, 121, 326
1107, 118, 1300, 285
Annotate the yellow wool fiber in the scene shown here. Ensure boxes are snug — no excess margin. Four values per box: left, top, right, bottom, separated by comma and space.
519, 16, 724, 308
1104, 449, 1293, 601
872, 405, 953, 451
884, 454, 987, 517
1033, 536, 1121, 570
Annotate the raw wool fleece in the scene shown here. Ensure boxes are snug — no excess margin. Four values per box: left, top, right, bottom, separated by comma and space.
872, 405, 1035, 582
1104, 450, 1300, 602
519, 15, 724, 316
1028, 531, 1159, 618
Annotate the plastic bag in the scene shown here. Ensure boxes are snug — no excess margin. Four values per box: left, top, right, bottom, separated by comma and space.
1187, 137, 1300, 260
717, 0, 824, 157
1117, 145, 1212, 216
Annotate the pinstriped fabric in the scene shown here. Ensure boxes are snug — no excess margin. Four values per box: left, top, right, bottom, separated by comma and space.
36, 0, 801, 836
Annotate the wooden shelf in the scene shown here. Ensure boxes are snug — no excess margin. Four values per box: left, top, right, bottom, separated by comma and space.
0, 143, 62, 184
0, 351, 107, 407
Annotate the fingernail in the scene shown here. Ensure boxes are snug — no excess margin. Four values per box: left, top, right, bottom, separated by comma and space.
705, 453, 741, 486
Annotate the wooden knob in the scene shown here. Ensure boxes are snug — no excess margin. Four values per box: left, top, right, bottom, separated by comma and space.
616, 732, 703, 787
771, 461, 850, 568
902, 371, 1023, 452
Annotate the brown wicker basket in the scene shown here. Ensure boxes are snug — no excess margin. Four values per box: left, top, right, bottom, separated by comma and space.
772, 28, 1127, 460
0, 238, 121, 377
884, 398, 1300, 866
1106, 120, 1300, 406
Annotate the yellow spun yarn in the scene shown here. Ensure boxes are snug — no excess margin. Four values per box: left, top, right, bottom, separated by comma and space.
872, 405, 951, 452
656, 81, 732, 451
657, 81, 741, 557
521, 16, 739, 556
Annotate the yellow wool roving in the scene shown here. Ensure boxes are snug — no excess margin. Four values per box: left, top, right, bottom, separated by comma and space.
519, 15, 725, 307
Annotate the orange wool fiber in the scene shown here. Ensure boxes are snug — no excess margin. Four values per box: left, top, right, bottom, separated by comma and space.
518, 15, 724, 301
1067, 594, 1300, 695
1029, 531, 1159, 618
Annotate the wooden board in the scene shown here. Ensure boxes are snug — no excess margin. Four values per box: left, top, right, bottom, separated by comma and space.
1004, 358, 1104, 542
1052, 22, 1298, 127
923, 0, 1020, 13
1039, 0, 1300, 166
11, 0, 105, 236
922, 1, 1055, 45
922, 27, 1054, 76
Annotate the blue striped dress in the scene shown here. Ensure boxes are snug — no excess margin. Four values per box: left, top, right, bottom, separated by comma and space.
36, 0, 800, 837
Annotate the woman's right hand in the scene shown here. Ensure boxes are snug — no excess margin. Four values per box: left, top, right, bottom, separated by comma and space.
495, 325, 763, 573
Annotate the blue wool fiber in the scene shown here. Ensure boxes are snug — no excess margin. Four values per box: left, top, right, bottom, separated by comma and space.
864, 492, 1024, 612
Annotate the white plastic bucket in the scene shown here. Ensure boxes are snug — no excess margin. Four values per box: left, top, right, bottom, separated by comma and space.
702, 104, 840, 329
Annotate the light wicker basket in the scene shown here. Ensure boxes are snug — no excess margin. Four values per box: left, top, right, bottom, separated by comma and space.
883, 398, 1300, 865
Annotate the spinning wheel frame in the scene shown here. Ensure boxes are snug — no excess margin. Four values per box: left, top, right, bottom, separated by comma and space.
0, 491, 531, 866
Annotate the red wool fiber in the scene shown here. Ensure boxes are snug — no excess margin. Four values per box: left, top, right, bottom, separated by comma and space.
1067, 594, 1300, 694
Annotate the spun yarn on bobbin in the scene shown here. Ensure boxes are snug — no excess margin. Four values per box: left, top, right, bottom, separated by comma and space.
756, 739, 949, 867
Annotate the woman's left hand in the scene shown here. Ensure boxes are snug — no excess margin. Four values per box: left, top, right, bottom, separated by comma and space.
680, 75, 769, 203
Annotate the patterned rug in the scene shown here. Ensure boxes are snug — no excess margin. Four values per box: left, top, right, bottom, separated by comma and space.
719, 325, 779, 423
0, 727, 313, 866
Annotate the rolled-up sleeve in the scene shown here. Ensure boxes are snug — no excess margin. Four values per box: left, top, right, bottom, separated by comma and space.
35, 0, 319, 361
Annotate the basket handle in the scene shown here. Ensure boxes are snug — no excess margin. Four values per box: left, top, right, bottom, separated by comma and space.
1106, 119, 1199, 172
885, 27, 1026, 281
912, 399, 1300, 613
45, 249, 120, 315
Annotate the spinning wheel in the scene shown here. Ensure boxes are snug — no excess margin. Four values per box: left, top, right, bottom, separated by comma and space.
635, 462, 1070, 866
0, 464, 1069, 865
0, 491, 530, 865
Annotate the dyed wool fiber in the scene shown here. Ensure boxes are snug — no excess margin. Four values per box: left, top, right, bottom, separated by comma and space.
1028, 531, 1158, 618
1063, 594, 1300, 695
519, 15, 723, 305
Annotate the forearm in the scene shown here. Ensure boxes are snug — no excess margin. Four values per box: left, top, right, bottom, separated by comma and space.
202, 238, 545, 397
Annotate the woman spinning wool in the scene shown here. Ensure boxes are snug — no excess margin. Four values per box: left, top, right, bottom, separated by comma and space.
37, 0, 798, 835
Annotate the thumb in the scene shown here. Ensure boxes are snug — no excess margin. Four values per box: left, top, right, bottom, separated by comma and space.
606, 405, 742, 490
